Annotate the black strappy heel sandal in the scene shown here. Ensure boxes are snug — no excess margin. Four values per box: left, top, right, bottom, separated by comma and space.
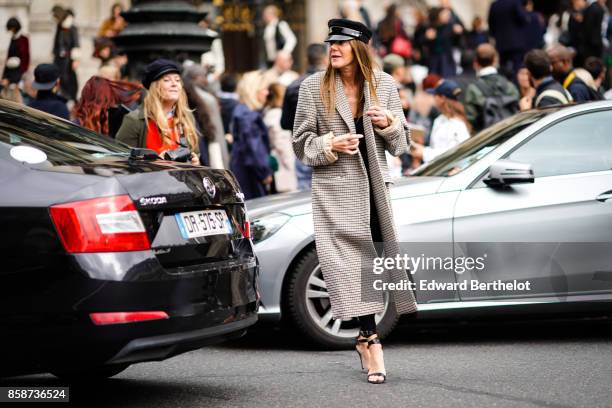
361, 330, 387, 384
355, 331, 370, 372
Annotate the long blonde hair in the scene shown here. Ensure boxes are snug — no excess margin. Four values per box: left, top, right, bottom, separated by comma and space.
321, 39, 379, 115
143, 78, 198, 151
237, 70, 270, 111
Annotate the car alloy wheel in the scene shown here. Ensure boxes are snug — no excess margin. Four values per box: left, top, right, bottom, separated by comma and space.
286, 247, 399, 349
305, 264, 388, 339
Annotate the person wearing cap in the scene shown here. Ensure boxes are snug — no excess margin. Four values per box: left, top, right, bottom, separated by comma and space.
548, 45, 603, 103
27, 63, 69, 120
116, 59, 200, 165
292, 18, 416, 385
411, 80, 470, 163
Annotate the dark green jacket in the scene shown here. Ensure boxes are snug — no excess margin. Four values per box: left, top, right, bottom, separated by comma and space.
116, 107, 147, 148
465, 73, 520, 132
115, 106, 200, 154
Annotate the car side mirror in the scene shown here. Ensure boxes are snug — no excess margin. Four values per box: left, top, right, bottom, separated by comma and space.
129, 148, 159, 161
483, 159, 534, 188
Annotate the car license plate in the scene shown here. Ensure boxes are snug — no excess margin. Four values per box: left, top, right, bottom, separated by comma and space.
175, 209, 233, 239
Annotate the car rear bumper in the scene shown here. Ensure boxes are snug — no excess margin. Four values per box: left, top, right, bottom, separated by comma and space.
108, 313, 257, 365
0, 250, 260, 375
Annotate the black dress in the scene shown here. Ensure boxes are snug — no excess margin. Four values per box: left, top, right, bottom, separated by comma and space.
354, 116, 383, 245
53, 23, 79, 101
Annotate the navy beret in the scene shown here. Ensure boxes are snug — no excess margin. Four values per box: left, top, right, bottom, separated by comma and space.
427, 80, 462, 100
142, 59, 181, 89
326, 18, 372, 44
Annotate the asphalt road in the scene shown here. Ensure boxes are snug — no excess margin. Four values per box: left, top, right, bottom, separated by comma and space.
3, 320, 612, 408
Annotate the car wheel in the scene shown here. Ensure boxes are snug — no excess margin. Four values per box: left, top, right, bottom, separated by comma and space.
51, 364, 130, 381
286, 247, 399, 349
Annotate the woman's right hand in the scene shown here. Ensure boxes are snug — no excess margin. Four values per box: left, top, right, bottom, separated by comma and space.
331, 133, 362, 155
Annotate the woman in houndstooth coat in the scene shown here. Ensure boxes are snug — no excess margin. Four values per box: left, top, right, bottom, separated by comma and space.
292, 18, 417, 384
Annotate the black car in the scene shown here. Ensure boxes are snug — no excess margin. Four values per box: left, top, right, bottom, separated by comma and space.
0, 101, 259, 379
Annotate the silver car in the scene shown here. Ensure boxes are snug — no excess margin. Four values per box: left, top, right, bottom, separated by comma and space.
247, 102, 612, 348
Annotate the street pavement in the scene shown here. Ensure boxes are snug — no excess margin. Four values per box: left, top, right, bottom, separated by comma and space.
2, 320, 612, 408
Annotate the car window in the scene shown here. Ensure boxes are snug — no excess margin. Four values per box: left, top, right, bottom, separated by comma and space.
507, 110, 612, 177
411, 110, 554, 177
0, 109, 129, 167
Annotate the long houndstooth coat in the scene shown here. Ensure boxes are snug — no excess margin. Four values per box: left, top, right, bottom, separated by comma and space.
293, 70, 418, 320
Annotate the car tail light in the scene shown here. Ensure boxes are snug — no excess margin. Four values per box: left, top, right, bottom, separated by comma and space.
90, 311, 169, 326
243, 220, 251, 239
50, 195, 150, 253
241, 220, 251, 239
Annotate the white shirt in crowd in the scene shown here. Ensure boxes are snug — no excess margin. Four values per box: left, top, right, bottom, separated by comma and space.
477, 66, 498, 78
263, 107, 297, 192
201, 38, 225, 76
277, 71, 299, 87
263, 18, 297, 62
422, 114, 470, 163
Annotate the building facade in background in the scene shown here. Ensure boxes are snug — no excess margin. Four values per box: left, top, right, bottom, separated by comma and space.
0, 0, 121, 90
216, 0, 492, 72
3, 0, 604, 92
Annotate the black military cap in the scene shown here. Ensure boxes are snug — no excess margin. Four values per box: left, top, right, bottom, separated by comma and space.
325, 18, 372, 44
142, 59, 181, 89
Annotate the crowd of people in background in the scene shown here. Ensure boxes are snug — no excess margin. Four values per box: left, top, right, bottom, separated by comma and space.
1, 1, 611, 201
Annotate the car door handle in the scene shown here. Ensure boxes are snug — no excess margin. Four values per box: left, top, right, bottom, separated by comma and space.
596, 190, 612, 202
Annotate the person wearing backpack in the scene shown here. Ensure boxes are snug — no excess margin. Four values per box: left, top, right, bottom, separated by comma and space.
520, 49, 573, 110
548, 44, 604, 103
464, 43, 520, 132
411, 80, 471, 163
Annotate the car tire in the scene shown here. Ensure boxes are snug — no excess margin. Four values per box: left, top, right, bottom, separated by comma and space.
51, 364, 130, 381
286, 247, 399, 350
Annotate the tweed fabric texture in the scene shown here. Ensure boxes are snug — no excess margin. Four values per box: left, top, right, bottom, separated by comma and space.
293, 70, 418, 320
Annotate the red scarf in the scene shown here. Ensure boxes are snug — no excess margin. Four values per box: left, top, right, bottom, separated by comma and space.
145, 117, 179, 154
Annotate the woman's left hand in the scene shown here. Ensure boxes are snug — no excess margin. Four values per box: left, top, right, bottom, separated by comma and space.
366, 105, 389, 129
190, 153, 201, 166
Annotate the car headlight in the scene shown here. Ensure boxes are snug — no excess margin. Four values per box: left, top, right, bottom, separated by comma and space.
251, 213, 291, 244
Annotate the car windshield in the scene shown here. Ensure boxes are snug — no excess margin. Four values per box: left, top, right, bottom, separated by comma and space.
0, 104, 130, 167
410, 109, 558, 177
